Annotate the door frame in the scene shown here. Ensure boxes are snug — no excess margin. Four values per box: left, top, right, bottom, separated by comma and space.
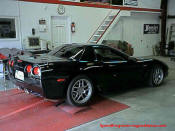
51, 16, 71, 48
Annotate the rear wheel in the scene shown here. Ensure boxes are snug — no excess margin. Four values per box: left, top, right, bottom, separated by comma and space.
66, 75, 94, 106
148, 65, 164, 87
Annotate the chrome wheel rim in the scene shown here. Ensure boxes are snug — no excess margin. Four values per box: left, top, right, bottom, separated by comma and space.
153, 67, 164, 85
71, 79, 92, 104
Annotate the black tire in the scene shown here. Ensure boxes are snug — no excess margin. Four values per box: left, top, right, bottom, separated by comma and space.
66, 75, 94, 106
148, 65, 164, 87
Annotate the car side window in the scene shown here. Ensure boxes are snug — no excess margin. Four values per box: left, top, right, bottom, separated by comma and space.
54, 46, 84, 60
80, 46, 96, 62
94, 47, 125, 62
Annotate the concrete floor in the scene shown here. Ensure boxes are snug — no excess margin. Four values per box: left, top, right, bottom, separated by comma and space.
0, 56, 174, 131
69, 56, 175, 131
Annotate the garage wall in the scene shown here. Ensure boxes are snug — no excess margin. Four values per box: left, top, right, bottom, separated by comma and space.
0, 0, 161, 56
167, 0, 175, 15
19, 1, 110, 49
61, 0, 161, 9
105, 18, 124, 41
0, 0, 22, 49
123, 12, 161, 57
105, 12, 161, 57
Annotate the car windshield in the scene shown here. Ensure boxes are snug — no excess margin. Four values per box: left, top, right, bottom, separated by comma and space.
48, 45, 67, 56
48, 45, 84, 60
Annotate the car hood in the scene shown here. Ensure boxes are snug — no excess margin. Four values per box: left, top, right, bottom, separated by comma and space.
18, 54, 71, 64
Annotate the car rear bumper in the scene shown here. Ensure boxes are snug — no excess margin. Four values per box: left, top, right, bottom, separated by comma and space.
10, 77, 44, 97
9, 75, 67, 99
7, 57, 67, 99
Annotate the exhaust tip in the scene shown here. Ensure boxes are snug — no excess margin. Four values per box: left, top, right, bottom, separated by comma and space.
24, 89, 30, 94
17, 86, 21, 90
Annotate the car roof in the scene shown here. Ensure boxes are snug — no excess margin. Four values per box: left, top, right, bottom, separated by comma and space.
51, 43, 129, 59
72, 43, 129, 57
71, 43, 106, 47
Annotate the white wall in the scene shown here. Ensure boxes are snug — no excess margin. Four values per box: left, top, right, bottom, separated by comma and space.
0, 0, 161, 57
59, 0, 161, 9
0, 0, 21, 49
105, 12, 161, 57
123, 12, 161, 56
167, 0, 175, 16
19, 1, 110, 49
105, 18, 124, 41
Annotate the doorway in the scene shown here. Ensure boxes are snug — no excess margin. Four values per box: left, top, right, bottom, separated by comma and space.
51, 16, 71, 48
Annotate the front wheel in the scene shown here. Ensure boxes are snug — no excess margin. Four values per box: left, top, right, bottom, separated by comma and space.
66, 75, 94, 106
148, 65, 164, 87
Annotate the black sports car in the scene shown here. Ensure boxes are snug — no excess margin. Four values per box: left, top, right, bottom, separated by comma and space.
8, 44, 168, 106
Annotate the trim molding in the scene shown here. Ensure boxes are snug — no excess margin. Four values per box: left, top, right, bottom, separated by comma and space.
20, 0, 161, 13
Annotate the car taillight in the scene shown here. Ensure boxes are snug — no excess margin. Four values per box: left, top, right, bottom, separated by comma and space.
33, 67, 41, 76
8, 60, 11, 65
26, 65, 32, 73
11, 60, 14, 67
17, 59, 23, 63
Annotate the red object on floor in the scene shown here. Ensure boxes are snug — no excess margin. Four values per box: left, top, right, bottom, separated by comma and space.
0, 89, 129, 131
59, 103, 91, 114
0, 90, 42, 117
0, 89, 24, 98
0, 53, 7, 60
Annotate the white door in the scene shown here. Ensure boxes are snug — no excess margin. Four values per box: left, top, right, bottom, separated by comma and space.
51, 16, 71, 48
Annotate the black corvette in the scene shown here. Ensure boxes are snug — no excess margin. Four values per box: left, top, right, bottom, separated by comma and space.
8, 44, 168, 106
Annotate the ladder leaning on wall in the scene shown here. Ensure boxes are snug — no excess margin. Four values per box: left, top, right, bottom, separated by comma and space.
87, 9, 121, 44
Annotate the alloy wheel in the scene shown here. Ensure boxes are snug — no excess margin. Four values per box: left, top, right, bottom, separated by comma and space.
153, 67, 164, 85
71, 79, 92, 104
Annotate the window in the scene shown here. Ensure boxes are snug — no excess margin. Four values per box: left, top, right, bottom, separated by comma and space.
94, 47, 125, 61
28, 37, 40, 47
112, 0, 123, 5
80, 46, 95, 61
80, 0, 123, 5
80, 0, 110, 4
48, 45, 68, 56
53, 45, 84, 60
0, 18, 16, 39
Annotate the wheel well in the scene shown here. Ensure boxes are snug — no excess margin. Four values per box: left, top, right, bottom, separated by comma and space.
154, 62, 168, 77
144, 63, 168, 80
162, 65, 168, 77
64, 74, 98, 96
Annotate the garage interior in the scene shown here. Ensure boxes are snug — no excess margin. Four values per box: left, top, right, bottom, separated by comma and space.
0, 0, 175, 130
